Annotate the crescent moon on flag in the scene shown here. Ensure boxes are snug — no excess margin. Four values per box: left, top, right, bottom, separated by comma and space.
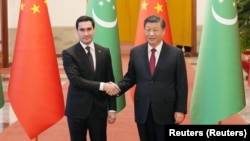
92, 9, 117, 28
212, 5, 237, 25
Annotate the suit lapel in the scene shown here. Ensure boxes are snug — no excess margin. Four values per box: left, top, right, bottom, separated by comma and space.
94, 44, 103, 74
140, 44, 152, 77
154, 42, 170, 76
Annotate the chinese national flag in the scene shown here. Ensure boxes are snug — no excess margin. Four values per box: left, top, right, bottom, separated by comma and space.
130, 0, 173, 101
8, 0, 64, 139
134, 0, 172, 45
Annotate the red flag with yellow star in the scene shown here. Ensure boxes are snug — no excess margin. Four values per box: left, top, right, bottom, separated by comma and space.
135, 0, 172, 45
8, 0, 64, 139
130, 0, 173, 101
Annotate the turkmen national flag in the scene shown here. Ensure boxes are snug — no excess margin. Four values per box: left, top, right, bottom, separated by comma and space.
86, 0, 125, 112
190, 0, 245, 124
0, 74, 4, 109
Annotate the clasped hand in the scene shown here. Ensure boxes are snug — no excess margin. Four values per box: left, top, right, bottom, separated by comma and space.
103, 82, 120, 96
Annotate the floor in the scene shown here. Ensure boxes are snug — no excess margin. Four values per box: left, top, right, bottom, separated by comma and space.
0, 45, 249, 135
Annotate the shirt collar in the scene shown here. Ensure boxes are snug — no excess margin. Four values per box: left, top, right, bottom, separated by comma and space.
80, 41, 94, 50
148, 41, 163, 52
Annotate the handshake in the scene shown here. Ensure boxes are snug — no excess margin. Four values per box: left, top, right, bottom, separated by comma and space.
103, 82, 121, 96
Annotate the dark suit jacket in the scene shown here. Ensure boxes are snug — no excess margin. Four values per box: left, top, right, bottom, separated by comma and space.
62, 42, 116, 119
118, 42, 188, 125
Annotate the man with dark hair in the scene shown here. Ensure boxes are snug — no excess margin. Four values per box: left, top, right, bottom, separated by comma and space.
62, 15, 120, 141
110, 15, 188, 141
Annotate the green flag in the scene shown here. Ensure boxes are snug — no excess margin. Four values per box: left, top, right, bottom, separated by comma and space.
0, 74, 4, 109
190, 0, 246, 124
86, 0, 125, 112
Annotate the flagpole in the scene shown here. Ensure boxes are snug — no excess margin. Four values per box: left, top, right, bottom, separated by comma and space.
35, 136, 38, 141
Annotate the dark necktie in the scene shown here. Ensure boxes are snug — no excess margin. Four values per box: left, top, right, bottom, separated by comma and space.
149, 48, 156, 76
86, 46, 94, 70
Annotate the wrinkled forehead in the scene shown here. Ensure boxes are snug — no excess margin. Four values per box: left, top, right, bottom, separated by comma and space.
144, 22, 163, 29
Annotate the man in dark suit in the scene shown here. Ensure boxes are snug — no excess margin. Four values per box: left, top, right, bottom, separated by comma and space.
62, 16, 120, 141
113, 15, 188, 141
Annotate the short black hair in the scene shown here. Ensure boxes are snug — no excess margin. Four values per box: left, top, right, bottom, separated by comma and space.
75, 16, 95, 29
144, 15, 166, 29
